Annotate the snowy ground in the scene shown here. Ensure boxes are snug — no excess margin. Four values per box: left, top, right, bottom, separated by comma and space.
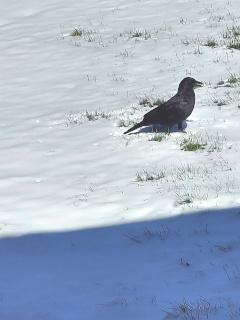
1, 0, 240, 319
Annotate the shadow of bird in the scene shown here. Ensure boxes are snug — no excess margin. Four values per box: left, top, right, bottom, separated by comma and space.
124, 77, 205, 135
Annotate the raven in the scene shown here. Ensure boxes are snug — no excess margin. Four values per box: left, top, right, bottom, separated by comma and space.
124, 77, 205, 134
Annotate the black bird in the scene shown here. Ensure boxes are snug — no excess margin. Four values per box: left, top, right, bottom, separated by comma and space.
124, 77, 205, 134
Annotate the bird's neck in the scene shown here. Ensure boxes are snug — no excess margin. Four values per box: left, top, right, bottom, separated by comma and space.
179, 89, 195, 99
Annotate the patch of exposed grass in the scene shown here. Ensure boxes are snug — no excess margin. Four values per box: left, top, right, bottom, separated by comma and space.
118, 119, 137, 128
204, 38, 218, 47
144, 226, 173, 240
223, 25, 240, 39
173, 184, 208, 207
215, 80, 231, 88
180, 136, 207, 151
139, 97, 151, 107
135, 157, 237, 208
163, 297, 216, 319
213, 99, 227, 107
120, 28, 152, 40
70, 28, 83, 37
217, 80, 225, 86
179, 133, 230, 153
223, 25, 240, 50
176, 196, 193, 206
182, 142, 205, 151
152, 98, 165, 106
70, 27, 99, 43
228, 38, 240, 50
66, 108, 124, 125
138, 96, 165, 108
148, 133, 165, 142
227, 73, 240, 84
131, 30, 147, 38
136, 168, 166, 182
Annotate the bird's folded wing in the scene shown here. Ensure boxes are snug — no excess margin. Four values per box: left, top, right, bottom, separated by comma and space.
155, 94, 187, 121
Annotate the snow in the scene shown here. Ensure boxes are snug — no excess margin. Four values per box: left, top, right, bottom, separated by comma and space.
1, 0, 240, 318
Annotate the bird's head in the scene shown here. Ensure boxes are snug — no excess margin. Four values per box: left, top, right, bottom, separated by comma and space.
178, 77, 205, 92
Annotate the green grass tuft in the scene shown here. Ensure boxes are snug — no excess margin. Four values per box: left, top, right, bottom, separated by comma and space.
148, 133, 165, 142
70, 28, 83, 37
227, 73, 240, 84
213, 99, 226, 107
139, 98, 151, 106
179, 198, 192, 205
136, 169, 166, 182
179, 133, 229, 153
205, 38, 218, 47
223, 26, 240, 50
180, 137, 206, 151
152, 98, 165, 106
120, 28, 152, 40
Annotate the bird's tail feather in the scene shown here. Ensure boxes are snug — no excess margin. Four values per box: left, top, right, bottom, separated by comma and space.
123, 121, 143, 134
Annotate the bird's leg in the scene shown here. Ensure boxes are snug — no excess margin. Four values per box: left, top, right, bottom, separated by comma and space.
177, 122, 183, 131
178, 122, 186, 133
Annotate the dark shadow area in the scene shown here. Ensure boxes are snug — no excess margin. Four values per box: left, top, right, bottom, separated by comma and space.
127, 120, 188, 135
0, 206, 240, 320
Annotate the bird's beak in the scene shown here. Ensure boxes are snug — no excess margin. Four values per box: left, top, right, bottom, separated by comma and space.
195, 81, 206, 88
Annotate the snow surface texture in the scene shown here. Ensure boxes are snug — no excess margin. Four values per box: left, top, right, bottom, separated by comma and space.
1, 0, 240, 319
